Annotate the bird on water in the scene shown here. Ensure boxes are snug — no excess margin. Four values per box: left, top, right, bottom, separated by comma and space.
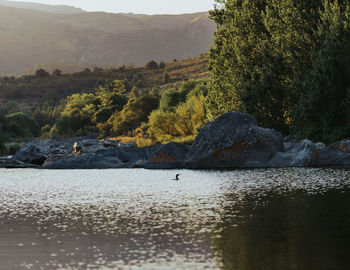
173, 174, 180, 181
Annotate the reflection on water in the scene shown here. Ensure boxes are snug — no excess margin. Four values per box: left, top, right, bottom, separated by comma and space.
0, 168, 349, 270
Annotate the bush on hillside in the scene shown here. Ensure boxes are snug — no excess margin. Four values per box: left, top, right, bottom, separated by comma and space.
109, 94, 160, 135
148, 95, 208, 143
35, 68, 50, 78
146, 60, 159, 70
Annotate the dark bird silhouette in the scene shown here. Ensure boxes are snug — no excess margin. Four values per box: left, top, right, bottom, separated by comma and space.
172, 174, 180, 181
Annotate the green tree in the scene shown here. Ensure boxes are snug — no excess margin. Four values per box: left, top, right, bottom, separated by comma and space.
207, 0, 267, 121
207, 0, 323, 133
148, 95, 208, 143
53, 69, 62, 76
159, 80, 199, 112
95, 80, 128, 110
53, 93, 99, 135
145, 60, 159, 70
93, 80, 128, 125
159, 89, 183, 111
292, 0, 350, 142
35, 68, 50, 78
5, 112, 40, 137
163, 71, 170, 83
109, 94, 160, 135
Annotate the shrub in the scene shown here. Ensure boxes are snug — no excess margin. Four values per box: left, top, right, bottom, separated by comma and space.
53, 69, 62, 76
8, 143, 21, 155
35, 68, 50, 78
159, 89, 182, 111
163, 72, 170, 83
93, 67, 103, 72
0, 133, 8, 156
5, 112, 40, 137
147, 95, 208, 143
109, 94, 160, 135
159, 80, 201, 111
146, 60, 159, 70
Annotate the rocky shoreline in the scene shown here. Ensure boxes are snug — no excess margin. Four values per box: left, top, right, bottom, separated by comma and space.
1, 112, 349, 170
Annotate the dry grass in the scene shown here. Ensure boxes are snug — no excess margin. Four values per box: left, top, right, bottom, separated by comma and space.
0, 55, 209, 110
109, 136, 156, 148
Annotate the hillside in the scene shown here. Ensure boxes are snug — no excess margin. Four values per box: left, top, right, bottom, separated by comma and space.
0, 0, 85, 14
0, 55, 209, 109
0, 4, 215, 75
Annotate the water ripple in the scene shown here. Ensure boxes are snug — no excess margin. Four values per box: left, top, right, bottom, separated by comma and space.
0, 168, 349, 270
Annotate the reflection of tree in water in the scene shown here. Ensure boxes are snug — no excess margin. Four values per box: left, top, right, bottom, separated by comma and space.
213, 189, 350, 270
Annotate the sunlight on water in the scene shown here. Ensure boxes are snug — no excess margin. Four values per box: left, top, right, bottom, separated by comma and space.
0, 168, 349, 270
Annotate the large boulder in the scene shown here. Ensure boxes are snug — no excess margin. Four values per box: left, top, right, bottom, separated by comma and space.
313, 139, 350, 167
269, 139, 350, 168
187, 112, 285, 168
145, 142, 188, 169
283, 135, 300, 151
96, 147, 149, 168
269, 139, 320, 167
44, 154, 123, 169
10, 145, 47, 166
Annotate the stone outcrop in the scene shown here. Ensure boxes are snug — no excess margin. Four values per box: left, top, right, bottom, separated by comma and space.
187, 112, 284, 168
10, 145, 47, 166
269, 139, 350, 168
1, 113, 349, 170
95, 147, 149, 168
145, 143, 188, 169
269, 139, 319, 167
44, 154, 123, 169
313, 139, 350, 167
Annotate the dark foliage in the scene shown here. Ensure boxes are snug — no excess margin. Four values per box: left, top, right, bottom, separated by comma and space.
208, 0, 350, 141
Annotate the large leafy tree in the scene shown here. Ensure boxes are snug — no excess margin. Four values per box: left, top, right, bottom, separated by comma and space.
207, 0, 267, 121
292, 0, 350, 142
241, 0, 320, 132
207, 0, 322, 133
109, 94, 160, 135
93, 80, 128, 124
51, 80, 129, 136
54, 93, 99, 135
5, 112, 40, 137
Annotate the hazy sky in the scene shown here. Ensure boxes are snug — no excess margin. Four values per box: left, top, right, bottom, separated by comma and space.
12, 0, 216, 14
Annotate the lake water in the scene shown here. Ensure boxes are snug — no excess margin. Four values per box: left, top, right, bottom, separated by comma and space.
0, 168, 349, 270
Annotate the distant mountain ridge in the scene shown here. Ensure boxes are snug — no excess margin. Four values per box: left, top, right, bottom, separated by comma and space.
0, 0, 85, 14
0, 2, 215, 76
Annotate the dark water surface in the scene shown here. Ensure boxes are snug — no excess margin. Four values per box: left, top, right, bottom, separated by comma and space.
0, 168, 349, 270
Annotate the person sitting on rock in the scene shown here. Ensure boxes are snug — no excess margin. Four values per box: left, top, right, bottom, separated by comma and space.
72, 142, 82, 155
